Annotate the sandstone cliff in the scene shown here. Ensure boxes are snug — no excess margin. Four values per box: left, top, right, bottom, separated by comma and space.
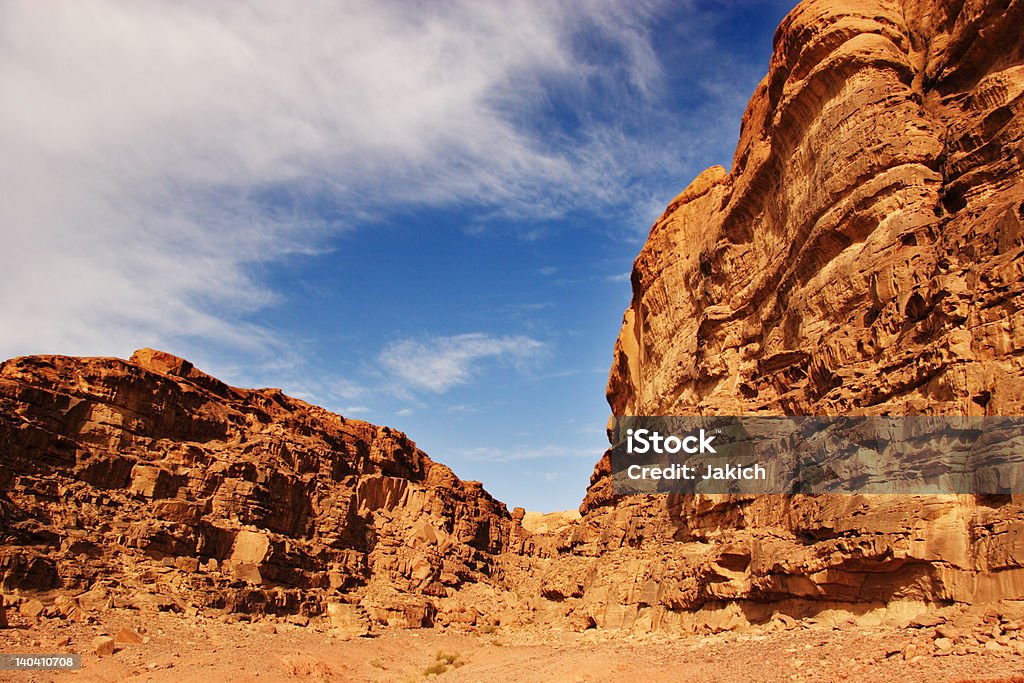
0, 349, 516, 628
3, 0, 1024, 641
560, 0, 1024, 632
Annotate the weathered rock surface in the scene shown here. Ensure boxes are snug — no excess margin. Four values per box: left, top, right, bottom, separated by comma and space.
2, 0, 1023, 639
559, 0, 1024, 633
0, 349, 513, 626
91, 635, 115, 656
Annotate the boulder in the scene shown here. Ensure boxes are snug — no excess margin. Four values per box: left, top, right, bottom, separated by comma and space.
92, 636, 116, 656
19, 599, 44, 619
114, 627, 145, 644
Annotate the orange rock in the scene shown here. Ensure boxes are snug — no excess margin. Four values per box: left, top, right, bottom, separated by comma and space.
92, 635, 116, 656
114, 627, 144, 644
577, 0, 1024, 630
18, 599, 44, 619
0, 349, 514, 625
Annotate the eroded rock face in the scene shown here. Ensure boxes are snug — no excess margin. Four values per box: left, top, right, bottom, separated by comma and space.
607, 0, 1024, 420
565, 0, 1024, 632
0, 349, 512, 625
2, 0, 1023, 638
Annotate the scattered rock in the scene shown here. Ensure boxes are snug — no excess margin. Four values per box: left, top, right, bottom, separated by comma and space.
279, 655, 333, 679
909, 614, 945, 629
983, 609, 1003, 624
146, 658, 175, 670
326, 602, 370, 636
174, 556, 200, 573
92, 636, 116, 656
115, 627, 145, 644
772, 614, 798, 631
76, 588, 109, 613
19, 599, 44, 619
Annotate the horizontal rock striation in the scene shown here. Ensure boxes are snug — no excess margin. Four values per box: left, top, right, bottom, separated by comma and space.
566, 0, 1024, 632
0, 349, 514, 626
3, 0, 1023, 639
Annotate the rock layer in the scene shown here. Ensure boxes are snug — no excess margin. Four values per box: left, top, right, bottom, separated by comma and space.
2, 0, 1023, 638
0, 349, 513, 627
567, 0, 1024, 632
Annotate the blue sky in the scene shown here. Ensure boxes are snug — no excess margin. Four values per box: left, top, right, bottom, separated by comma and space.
0, 0, 796, 511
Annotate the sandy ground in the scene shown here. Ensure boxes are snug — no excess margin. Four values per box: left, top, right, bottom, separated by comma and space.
3, 608, 1024, 683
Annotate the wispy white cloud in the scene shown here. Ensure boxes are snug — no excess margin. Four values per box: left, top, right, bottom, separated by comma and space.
338, 406, 370, 417
505, 302, 556, 316
379, 333, 547, 394
0, 0, 674, 362
0, 0, 768, 368
330, 379, 367, 401
456, 444, 602, 463
255, 368, 365, 400
446, 404, 480, 414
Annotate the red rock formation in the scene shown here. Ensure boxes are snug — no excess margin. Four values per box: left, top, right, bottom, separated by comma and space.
0, 349, 512, 626
607, 0, 1024, 420
566, 0, 1024, 631
2, 0, 1022, 639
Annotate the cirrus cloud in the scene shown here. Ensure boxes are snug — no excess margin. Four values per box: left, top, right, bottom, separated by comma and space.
379, 333, 547, 394
0, 0, 780, 387
0, 0, 676, 363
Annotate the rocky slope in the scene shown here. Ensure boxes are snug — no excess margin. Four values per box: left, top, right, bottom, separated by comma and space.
2, 0, 1023, 643
0, 349, 518, 629
556, 0, 1024, 633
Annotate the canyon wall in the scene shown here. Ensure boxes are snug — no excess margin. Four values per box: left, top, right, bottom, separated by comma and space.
0, 349, 522, 629
557, 0, 1024, 632
3, 0, 1024, 638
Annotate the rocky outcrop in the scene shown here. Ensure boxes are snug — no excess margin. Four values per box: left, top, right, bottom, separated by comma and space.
562, 0, 1024, 632
605, 0, 1024, 420
2, 0, 1023, 640
0, 349, 513, 627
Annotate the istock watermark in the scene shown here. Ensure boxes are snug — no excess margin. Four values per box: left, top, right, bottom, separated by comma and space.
625, 427, 718, 455
610, 416, 1024, 495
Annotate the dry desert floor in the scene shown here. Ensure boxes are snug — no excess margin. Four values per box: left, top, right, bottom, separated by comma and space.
4, 606, 1024, 682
